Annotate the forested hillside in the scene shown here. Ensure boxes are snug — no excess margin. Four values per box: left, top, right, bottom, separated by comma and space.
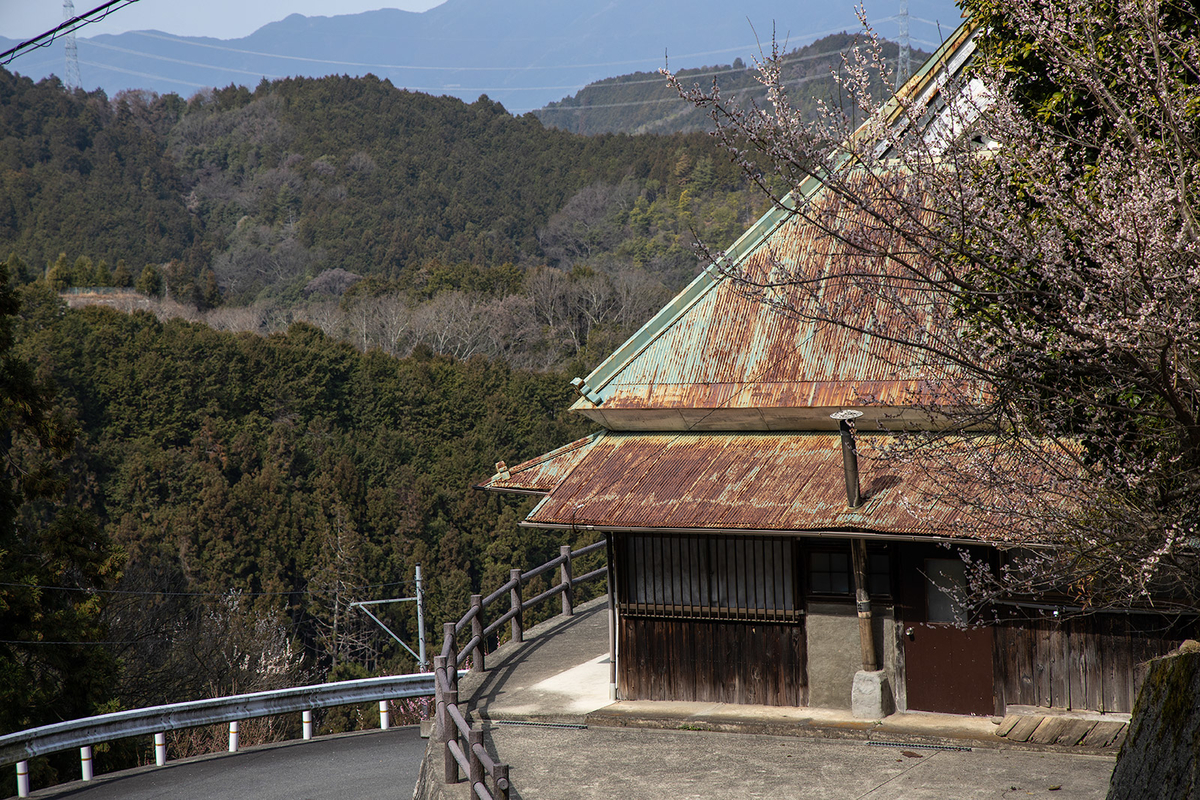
1, 69, 760, 298
2, 283, 602, 785
537, 34, 928, 135
0, 67, 778, 372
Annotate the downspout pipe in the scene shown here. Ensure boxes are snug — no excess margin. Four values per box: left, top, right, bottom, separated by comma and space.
831, 410, 864, 509
831, 410, 878, 673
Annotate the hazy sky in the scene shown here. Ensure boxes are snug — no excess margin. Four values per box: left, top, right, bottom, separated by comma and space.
3, 0, 446, 41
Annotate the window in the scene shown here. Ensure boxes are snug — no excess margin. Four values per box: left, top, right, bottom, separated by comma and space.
809, 551, 851, 595
868, 552, 892, 596
618, 534, 798, 622
806, 544, 892, 598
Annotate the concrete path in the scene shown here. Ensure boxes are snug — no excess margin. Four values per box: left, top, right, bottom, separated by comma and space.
448, 597, 1119, 799
20, 726, 426, 800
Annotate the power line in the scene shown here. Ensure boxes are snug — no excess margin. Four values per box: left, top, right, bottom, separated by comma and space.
78, 59, 210, 88
128, 31, 824, 74
99, 15, 939, 79
85, 39, 289, 80
0, 580, 414, 597
0, 0, 141, 68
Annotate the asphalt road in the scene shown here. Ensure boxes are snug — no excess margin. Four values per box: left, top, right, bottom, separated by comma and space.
23, 726, 427, 800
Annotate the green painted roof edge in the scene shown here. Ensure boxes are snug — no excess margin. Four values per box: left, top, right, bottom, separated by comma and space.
569, 17, 978, 409
570, 175, 821, 405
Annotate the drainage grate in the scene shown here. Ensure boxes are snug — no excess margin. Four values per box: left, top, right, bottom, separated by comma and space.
495, 720, 588, 730
867, 740, 972, 752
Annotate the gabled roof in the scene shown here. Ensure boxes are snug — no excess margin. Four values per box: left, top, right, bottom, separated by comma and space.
569, 21, 982, 432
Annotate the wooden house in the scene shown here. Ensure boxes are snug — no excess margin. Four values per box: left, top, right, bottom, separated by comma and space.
482, 23, 1195, 718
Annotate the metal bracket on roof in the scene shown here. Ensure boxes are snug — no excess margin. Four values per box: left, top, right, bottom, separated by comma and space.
570, 377, 603, 405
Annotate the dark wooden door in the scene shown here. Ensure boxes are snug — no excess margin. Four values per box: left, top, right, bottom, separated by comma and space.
903, 557, 995, 715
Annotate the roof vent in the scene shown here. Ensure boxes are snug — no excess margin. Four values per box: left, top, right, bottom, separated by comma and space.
830, 410, 864, 508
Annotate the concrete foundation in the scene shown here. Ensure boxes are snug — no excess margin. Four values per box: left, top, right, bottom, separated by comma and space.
852, 670, 893, 719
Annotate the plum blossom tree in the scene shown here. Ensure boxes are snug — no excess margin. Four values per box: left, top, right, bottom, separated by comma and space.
666, 0, 1200, 609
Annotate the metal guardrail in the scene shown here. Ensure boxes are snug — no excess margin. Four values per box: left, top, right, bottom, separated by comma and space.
1, 671, 457, 798
435, 540, 609, 800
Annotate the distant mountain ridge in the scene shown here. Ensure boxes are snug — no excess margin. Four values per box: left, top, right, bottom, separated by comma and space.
2, 0, 962, 111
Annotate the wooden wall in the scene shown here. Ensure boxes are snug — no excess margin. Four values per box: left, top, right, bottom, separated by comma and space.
618, 616, 807, 706
993, 612, 1194, 713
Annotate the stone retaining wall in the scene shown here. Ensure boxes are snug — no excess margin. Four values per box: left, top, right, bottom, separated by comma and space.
1107, 643, 1200, 800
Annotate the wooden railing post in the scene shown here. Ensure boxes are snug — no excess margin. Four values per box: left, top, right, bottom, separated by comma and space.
510, 569, 523, 643
468, 728, 484, 788
560, 545, 573, 617
444, 686, 460, 784
433, 655, 447, 743
444, 622, 458, 692
494, 762, 510, 800
470, 594, 485, 672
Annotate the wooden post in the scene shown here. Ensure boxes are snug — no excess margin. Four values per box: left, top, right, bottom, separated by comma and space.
606, 532, 617, 700
444, 686, 460, 784
560, 544, 574, 617
851, 538, 878, 672
433, 655, 447, 743
510, 569, 523, 643
494, 763, 510, 800
468, 728, 484, 788
470, 594, 485, 672
444, 622, 458, 692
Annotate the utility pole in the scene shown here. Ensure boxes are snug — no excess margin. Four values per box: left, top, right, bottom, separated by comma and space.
349, 564, 429, 672
415, 563, 426, 671
898, 0, 911, 87
62, 0, 82, 90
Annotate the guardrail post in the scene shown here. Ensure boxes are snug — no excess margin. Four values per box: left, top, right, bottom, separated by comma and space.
468, 728, 484, 788
16, 760, 29, 798
444, 622, 458, 692
155, 732, 167, 765
444, 686, 459, 784
228, 720, 239, 752
494, 762, 510, 800
433, 655, 447, 743
302, 710, 313, 740
509, 569, 523, 643
470, 594, 485, 672
80, 745, 93, 781
560, 545, 574, 617
379, 699, 390, 730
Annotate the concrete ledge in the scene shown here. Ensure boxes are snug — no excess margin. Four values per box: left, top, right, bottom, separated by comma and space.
585, 702, 1120, 756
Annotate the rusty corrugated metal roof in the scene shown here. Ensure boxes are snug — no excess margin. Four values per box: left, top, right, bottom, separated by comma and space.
568, 20, 983, 431
570, 188, 979, 427
477, 432, 602, 494
524, 431, 1012, 540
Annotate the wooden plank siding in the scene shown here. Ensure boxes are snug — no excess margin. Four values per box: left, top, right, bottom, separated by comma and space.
619, 617, 807, 706
993, 612, 1195, 713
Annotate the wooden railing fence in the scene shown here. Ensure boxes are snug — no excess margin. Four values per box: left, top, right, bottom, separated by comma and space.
433, 541, 607, 800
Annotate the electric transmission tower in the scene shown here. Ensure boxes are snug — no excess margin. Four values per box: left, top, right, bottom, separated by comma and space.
897, 0, 911, 86
63, 0, 82, 90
